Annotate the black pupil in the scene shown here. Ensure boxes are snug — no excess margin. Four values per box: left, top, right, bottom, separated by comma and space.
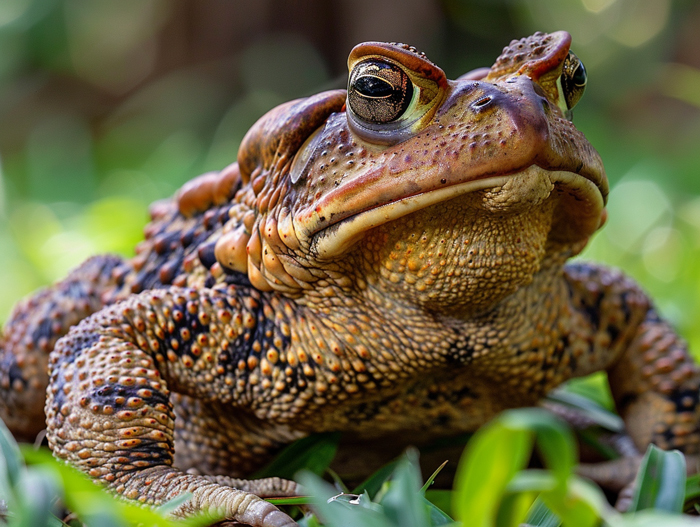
355, 76, 394, 98
347, 60, 413, 124
572, 62, 587, 86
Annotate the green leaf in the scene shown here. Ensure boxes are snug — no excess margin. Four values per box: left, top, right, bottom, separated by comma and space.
378, 451, 431, 527
15, 466, 62, 527
504, 409, 576, 496
352, 458, 400, 498
296, 512, 323, 527
496, 489, 538, 527
155, 492, 193, 515
547, 389, 624, 433
607, 510, 700, 527
575, 429, 620, 461
629, 444, 686, 513
683, 473, 700, 511
424, 494, 454, 526
325, 467, 349, 494
297, 471, 391, 527
452, 412, 534, 526
0, 418, 23, 490
557, 373, 615, 413
452, 405, 608, 527
20, 446, 214, 527
505, 470, 557, 494
523, 497, 562, 527
425, 489, 453, 518
22, 447, 129, 527
540, 480, 601, 527
254, 432, 340, 479
507, 471, 609, 527
265, 496, 311, 506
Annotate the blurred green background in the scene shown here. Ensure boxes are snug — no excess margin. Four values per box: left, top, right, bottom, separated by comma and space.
0, 0, 699, 355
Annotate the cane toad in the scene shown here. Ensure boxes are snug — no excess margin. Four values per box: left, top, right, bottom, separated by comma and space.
1, 31, 699, 526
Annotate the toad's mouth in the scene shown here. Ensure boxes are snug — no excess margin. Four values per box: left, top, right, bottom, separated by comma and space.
300, 165, 605, 259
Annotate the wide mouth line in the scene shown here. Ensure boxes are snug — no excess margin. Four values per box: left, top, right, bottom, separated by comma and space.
309, 165, 604, 259
311, 173, 512, 237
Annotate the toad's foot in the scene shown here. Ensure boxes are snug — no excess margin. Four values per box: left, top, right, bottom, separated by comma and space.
120, 468, 297, 527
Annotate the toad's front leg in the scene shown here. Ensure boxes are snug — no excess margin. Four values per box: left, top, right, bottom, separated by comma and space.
46, 286, 299, 527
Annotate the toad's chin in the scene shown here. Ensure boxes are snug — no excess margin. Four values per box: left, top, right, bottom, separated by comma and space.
305, 165, 605, 259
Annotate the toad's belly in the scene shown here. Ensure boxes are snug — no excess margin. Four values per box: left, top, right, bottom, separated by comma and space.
283, 369, 552, 441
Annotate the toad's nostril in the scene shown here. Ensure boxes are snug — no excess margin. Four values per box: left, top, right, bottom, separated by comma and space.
541, 98, 551, 115
472, 96, 493, 109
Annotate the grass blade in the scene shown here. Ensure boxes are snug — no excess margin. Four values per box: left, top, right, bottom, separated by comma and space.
421, 460, 449, 493
352, 459, 400, 498
629, 444, 686, 513
523, 497, 562, 527
254, 432, 340, 479
377, 451, 430, 527
298, 471, 391, 527
547, 389, 624, 433
0, 418, 22, 489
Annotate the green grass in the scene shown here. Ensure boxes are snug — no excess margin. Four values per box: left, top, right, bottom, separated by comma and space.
0, 422, 217, 527
2, 399, 700, 527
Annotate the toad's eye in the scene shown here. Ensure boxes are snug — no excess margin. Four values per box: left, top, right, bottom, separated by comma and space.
560, 52, 587, 111
347, 60, 414, 124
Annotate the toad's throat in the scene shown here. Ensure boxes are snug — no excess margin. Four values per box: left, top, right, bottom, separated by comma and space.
304, 165, 604, 259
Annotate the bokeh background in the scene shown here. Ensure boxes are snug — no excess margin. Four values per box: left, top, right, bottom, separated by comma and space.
0, 0, 699, 356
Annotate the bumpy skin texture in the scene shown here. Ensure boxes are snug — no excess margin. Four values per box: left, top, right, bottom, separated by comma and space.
1, 31, 698, 525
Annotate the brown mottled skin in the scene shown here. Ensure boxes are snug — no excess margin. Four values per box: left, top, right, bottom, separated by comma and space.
1, 31, 698, 526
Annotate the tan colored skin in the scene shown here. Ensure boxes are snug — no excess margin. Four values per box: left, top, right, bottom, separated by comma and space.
1, 31, 698, 526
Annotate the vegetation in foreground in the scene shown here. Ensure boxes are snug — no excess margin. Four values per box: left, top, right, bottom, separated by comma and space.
3, 387, 700, 527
